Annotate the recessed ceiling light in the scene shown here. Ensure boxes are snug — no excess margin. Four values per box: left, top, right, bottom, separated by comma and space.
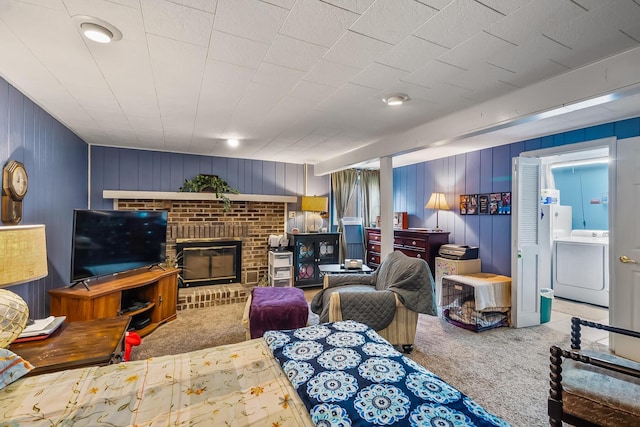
72, 15, 122, 44
227, 139, 239, 147
81, 23, 113, 43
383, 93, 410, 106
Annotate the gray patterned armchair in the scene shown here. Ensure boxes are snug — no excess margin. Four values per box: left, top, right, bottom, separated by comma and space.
310, 251, 437, 353
548, 317, 640, 426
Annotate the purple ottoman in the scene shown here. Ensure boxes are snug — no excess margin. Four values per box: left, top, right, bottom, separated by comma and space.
249, 287, 309, 339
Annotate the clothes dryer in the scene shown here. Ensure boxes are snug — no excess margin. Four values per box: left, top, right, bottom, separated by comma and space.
553, 230, 609, 307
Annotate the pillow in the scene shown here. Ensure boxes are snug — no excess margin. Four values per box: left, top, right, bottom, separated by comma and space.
0, 348, 34, 389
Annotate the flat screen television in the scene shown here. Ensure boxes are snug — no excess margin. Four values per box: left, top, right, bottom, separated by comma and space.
70, 209, 168, 285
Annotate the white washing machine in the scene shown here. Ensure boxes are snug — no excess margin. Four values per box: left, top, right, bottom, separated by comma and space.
553, 230, 609, 307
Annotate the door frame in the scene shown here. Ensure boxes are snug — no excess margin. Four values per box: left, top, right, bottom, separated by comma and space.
513, 137, 614, 327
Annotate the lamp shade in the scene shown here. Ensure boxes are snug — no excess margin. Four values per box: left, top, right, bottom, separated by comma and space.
0, 225, 48, 288
425, 193, 450, 211
301, 196, 328, 213
0, 224, 47, 348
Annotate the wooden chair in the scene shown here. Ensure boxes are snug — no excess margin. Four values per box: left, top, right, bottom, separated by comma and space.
548, 317, 640, 426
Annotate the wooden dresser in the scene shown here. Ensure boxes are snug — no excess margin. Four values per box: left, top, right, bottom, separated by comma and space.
364, 228, 450, 275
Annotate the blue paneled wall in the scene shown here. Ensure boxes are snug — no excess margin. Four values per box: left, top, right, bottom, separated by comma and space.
90, 146, 310, 209
0, 78, 88, 318
552, 163, 608, 230
393, 117, 640, 276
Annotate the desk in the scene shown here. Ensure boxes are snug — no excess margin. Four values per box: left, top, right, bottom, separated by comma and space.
10, 316, 130, 376
319, 264, 373, 274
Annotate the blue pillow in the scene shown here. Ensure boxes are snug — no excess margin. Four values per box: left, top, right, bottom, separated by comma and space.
0, 348, 34, 389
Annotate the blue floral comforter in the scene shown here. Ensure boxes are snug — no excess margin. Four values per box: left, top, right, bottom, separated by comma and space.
264, 320, 510, 427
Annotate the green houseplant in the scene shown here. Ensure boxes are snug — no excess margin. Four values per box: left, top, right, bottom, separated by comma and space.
179, 174, 239, 211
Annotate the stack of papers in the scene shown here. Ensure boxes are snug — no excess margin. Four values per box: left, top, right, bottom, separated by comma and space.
18, 316, 66, 339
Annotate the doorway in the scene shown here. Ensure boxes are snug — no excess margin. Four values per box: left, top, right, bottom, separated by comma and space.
512, 138, 613, 328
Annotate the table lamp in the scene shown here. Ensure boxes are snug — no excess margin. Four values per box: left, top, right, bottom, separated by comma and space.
301, 196, 328, 233
425, 192, 450, 231
0, 224, 48, 348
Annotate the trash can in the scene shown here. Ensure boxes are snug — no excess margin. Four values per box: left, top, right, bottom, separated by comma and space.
540, 288, 554, 324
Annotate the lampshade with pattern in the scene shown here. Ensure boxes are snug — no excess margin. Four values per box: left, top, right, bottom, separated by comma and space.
0, 224, 48, 348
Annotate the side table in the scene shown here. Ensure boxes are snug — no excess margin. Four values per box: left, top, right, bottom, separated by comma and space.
10, 316, 131, 376
318, 264, 374, 274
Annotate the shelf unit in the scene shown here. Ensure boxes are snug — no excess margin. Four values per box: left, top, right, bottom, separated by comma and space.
268, 250, 293, 287
49, 268, 179, 337
287, 232, 340, 287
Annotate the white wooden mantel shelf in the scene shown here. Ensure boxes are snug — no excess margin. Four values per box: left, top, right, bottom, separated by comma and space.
103, 190, 298, 203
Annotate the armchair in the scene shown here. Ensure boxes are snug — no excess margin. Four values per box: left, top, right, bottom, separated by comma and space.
548, 317, 640, 427
310, 251, 437, 353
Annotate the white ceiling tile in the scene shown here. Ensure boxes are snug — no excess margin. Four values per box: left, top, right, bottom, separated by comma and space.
314, 83, 379, 111
487, 0, 586, 46
324, 31, 392, 69
263, 35, 328, 72
350, 62, 410, 90
350, 0, 437, 44
279, 0, 359, 48
209, 30, 269, 69
303, 59, 361, 87
402, 59, 466, 88
288, 80, 336, 102
180, 0, 218, 13
377, 36, 448, 72
252, 62, 306, 90
262, 0, 297, 10
213, 0, 288, 43
193, 61, 255, 139
544, 0, 640, 68
416, 0, 455, 11
476, 0, 533, 15
413, 0, 503, 48
321, 0, 376, 14
438, 31, 516, 70
489, 34, 571, 87
140, 0, 213, 46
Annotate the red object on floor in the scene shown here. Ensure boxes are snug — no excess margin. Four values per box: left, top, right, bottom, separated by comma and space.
124, 331, 142, 361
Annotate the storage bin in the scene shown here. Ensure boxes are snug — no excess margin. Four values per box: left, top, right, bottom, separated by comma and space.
269, 251, 293, 268
270, 277, 293, 287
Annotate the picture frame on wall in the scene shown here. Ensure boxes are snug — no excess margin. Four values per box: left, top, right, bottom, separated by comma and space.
479, 194, 489, 214
490, 193, 500, 215
459, 195, 469, 215
467, 194, 478, 215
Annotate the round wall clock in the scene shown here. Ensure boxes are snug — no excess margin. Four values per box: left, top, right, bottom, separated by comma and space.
2, 160, 28, 224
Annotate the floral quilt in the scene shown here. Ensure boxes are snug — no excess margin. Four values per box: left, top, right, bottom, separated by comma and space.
264, 320, 511, 427
1, 338, 313, 426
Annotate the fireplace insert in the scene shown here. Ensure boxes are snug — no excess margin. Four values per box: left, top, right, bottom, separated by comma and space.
176, 238, 242, 287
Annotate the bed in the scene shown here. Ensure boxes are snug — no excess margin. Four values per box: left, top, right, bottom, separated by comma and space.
1, 320, 510, 426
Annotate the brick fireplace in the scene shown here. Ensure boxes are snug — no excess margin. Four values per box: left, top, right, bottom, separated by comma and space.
115, 197, 291, 308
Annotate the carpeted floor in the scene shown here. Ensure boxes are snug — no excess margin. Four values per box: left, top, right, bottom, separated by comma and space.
130, 300, 606, 427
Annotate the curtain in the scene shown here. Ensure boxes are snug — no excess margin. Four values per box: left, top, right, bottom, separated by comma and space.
331, 169, 358, 262
360, 169, 380, 229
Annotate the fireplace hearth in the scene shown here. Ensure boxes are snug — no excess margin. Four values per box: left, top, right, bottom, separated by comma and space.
176, 238, 242, 287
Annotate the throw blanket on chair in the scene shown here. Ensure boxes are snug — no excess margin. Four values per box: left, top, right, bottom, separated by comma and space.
311, 251, 437, 327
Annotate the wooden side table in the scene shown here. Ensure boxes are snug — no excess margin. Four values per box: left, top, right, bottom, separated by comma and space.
10, 316, 131, 376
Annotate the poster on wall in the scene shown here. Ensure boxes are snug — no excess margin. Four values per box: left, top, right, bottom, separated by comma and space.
459, 195, 469, 215
461, 192, 511, 215
479, 194, 489, 214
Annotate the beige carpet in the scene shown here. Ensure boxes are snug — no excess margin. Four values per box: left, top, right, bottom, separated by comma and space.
130, 301, 605, 427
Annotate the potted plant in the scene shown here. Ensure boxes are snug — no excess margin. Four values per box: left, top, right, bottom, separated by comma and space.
179, 174, 239, 211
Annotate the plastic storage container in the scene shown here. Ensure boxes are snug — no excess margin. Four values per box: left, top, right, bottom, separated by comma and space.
540, 288, 554, 323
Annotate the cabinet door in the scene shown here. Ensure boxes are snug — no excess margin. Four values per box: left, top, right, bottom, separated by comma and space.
315, 234, 340, 281
293, 236, 317, 286
153, 274, 178, 323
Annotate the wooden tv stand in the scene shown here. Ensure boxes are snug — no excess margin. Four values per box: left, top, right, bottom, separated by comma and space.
49, 268, 179, 337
